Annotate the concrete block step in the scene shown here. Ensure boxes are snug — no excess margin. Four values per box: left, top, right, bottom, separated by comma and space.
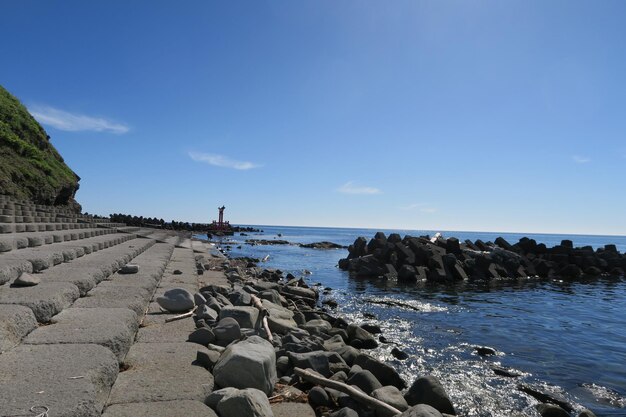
0, 344, 118, 417
0, 227, 115, 253
23, 307, 138, 363
0, 233, 139, 281
106, 342, 214, 405
0, 282, 80, 322
102, 400, 218, 417
38, 239, 158, 296
71, 241, 172, 316
0, 305, 37, 353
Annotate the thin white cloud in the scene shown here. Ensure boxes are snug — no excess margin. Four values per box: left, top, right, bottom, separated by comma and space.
572, 155, 590, 164
400, 203, 437, 213
337, 181, 381, 195
189, 151, 261, 170
29, 105, 129, 134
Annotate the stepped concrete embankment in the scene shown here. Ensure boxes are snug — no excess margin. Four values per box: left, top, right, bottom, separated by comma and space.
339, 232, 625, 283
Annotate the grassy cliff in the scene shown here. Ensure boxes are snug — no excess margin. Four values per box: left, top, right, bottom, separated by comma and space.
0, 85, 81, 210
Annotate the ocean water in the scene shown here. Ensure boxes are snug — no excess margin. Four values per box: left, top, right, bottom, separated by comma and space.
197, 226, 626, 417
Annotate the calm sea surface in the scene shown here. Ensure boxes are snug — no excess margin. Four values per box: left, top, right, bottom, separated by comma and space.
197, 226, 626, 417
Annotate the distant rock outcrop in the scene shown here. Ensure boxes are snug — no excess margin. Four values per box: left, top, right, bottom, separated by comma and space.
339, 232, 625, 282
0, 85, 80, 210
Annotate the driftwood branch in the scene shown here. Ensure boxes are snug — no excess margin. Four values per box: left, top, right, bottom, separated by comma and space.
294, 367, 402, 416
250, 294, 273, 341
164, 308, 196, 323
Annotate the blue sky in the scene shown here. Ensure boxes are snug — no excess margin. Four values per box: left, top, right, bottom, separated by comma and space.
2, 1, 625, 235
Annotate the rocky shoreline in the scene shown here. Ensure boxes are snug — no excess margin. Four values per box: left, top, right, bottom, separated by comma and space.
339, 232, 625, 283
165, 244, 600, 417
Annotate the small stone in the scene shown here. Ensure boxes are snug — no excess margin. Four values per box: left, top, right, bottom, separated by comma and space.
308, 386, 331, 407
173, 269, 183, 275
13, 272, 40, 287
474, 346, 497, 356
391, 347, 409, 360
329, 407, 359, 417
361, 323, 382, 334
119, 264, 139, 274
536, 403, 569, 417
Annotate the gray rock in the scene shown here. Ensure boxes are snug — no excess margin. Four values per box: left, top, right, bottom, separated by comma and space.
332, 345, 360, 366
372, 386, 409, 415
276, 355, 291, 374
308, 386, 331, 407
361, 323, 382, 334
205, 387, 239, 408
188, 328, 216, 346
214, 317, 242, 346
13, 272, 40, 287
197, 304, 219, 321
577, 409, 597, 417
194, 292, 207, 306
216, 388, 274, 417
354, 353, 406, 389
330, 371, 348, 382
347, 323, 378, 349
391, 347, 409, 360
399, 404, 443, 417
213, 336, 277, 395
196, 349, 220, 370
219, 306, 260, 328
324, 334, 346, 351
119, 264, 139, 274
346, 369, 383, 394
301, 319, 332, 335
329, 408, 359, 417
259, 289, 282, 305
156, 288, 195, 313
230, 289, 252, 306
288, 351, 331, 377
404, 375, 455, 415
536, 403, 569, 417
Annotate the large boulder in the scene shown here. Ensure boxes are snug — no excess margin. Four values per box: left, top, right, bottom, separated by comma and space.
215, 388, 274, 417
213, 336, 277, 395
219, 306, 259, 328
404, 375, 455, 415
156, 288, 195, 313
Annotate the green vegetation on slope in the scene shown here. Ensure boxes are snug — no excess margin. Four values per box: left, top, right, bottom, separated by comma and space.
0, 85, 80, 209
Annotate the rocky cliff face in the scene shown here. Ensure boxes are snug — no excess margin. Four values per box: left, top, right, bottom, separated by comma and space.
0, 85, 81, 211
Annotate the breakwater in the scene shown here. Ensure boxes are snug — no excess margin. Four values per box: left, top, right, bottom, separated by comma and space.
339, 232, 625, 282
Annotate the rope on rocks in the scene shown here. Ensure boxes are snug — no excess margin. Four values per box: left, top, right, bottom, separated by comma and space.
30, 406, 49, 417
2, 406, 49, 417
